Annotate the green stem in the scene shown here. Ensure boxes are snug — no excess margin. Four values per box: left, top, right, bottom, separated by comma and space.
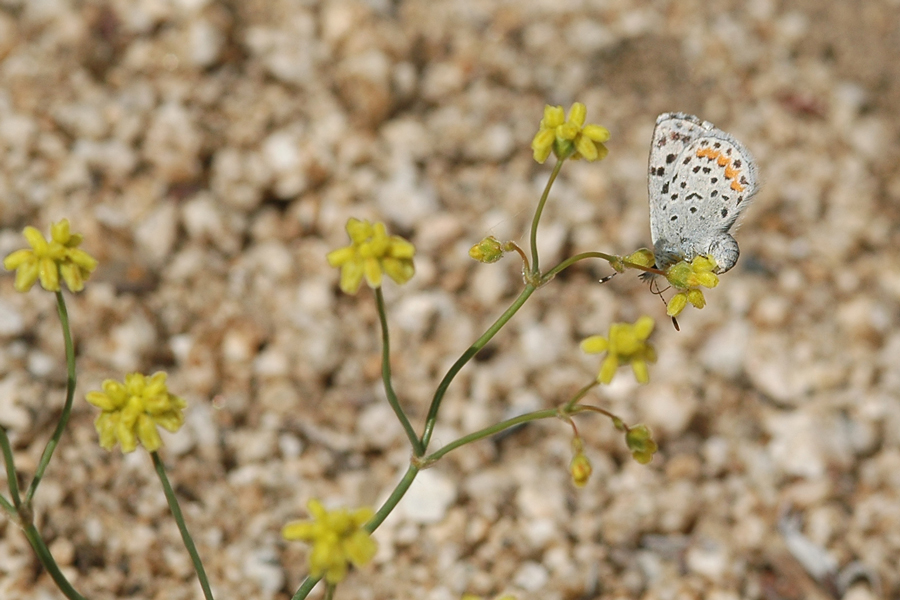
571, 403, 625, 423
292, 464, 421, 600
543, 251, 621, 281
152, 452, 215, 600
22, 523, 88, 600
0, 426, 20, 517
374, 288, 423, 456
529, 158, 565, 276
563, 381, 600, 412
419, 284, 536, 451
25, 291, 76, 506
0, 492, 13, 520
324, 584, 336, 600
291, 573, 320, 598
423, 408, 559, 464
364, 463, 419, 532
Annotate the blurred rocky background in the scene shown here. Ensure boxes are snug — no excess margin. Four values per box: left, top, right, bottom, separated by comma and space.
1, 1, 899, 599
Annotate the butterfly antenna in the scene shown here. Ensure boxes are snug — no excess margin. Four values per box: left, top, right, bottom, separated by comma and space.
649, 279, 680, 331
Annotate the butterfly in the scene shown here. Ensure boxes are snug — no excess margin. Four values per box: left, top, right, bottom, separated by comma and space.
647, 112, 759, 274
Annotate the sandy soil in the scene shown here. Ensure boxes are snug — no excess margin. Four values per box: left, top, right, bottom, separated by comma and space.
1, 1, 899, 599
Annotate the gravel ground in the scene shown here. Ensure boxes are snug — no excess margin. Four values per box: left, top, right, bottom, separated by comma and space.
1, 1, 899, 599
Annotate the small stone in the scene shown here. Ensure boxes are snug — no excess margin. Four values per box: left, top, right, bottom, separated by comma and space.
143, 101, 202, 183
766, 411, 826, 479
335, 48, 392, 126
27, 350, 57, 378
0, 374, 31, 430
700, 320, 750, 378
465, 123, 515, 162
48, 537, 75, 567
253, 348, 289, 378
243, 547, 285, 595
375, 157, 439, 229
134, 201, 178, 265
0, 299, 24, 336
393, 292, 451, 336
686, 540, 729, 582
245, 240, 293, 280
397, 469, 457, 524
356, 401, 403, 450
262, 129, 308, 199
512, 561, 549, 591
420, 62, 465, 101
188, 19, 223, 68
639, 387, 698, 439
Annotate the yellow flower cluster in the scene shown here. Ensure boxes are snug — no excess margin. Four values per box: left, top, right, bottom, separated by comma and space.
664, 255, 720, 317
282, 499, 377, 584
3, 219, 98, 293
581, 316, 657, 385
326, 218, 416, 295
86, 372, 187, 453
531, 103, 610, 164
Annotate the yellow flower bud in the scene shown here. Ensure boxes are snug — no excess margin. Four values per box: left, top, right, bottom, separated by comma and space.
469, 236, 505, 264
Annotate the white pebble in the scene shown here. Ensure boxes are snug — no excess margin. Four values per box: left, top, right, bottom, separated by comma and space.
0, 374, 31, 430
686, 540, 730, 582
398, 469, 457, 524
513, 561, 549, 591
0, 299, 24, 336
188, 19, 223, 68
243, 547, 285, 595
700, 320, 750, 378
134, 201, 178, 265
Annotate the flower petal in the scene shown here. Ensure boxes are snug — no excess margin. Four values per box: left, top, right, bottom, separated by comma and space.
541, 105, 565, 128
666, 293, 688, 317
38, 256, 60, 291
327, 246, 355, 267
3, 249, 33, 270
580, 335, 609, 354
567, 102, 587, 127
51, 219, 71, 244
137, 414, 162, 452
631, 359, 650, 385
633, 316, 655, 339
362, 257, 382, 288
13, 260, 40, 292
582, 124, 611, 143
22, 227, 47, 251
339, 261, 365, 295
574, 134, 599, 161
382, 257, 414, 285
598, 355, 618, 384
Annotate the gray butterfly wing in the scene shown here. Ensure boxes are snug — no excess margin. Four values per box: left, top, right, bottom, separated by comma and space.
648, 113, 758, 273
648, 113, 711, 250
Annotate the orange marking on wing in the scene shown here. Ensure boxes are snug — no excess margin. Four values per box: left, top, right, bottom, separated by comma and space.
695, 147, 745, 193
